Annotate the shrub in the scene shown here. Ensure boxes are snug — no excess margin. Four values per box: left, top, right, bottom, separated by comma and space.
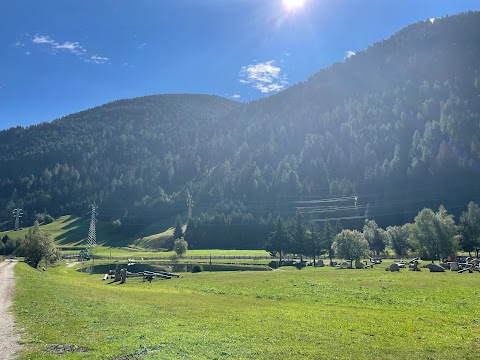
111, 219, 122, 232
268, 261, 279, 269
192, 264, 203, 273
44, 215, 55, 224
34, 213, 54, 224
294, 262, 306, 270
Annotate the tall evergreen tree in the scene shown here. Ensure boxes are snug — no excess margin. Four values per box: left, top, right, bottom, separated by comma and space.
321, 220, 336, 266
292, 210, 305, 261
265, 217, 290, 263
306, 219, 320, 266
174, 216, 184, 240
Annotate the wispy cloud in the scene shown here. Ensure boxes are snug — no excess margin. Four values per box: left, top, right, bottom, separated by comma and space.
137, 42, 146, 49
55, 41, 86, 56
32, 35, 54, 45
345, 50, 356, 59
15, 41, 25, 47
239, 60, 288, 93
85, 55, 110, 64
231, 94, 241, 99
31, 34, 108, 64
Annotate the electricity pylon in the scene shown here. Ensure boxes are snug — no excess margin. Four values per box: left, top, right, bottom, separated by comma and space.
12, 208, 23, 231
87, 204, 98, 273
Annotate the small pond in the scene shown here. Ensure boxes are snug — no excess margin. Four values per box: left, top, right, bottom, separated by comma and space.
79, 262, 269, 274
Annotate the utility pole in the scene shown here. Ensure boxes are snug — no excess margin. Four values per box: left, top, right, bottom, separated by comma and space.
87, 204, 98, 274
12, 208, 23, 231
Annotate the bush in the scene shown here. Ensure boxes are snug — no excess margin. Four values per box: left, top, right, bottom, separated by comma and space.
44, 215, 55, 224
111, 219, 122, 232
34, 213, 54, 224
294, 262, 306, 270
192, 264, 203, 273
268, 261, 279, 269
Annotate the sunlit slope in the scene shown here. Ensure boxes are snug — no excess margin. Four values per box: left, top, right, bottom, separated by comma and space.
0, 215, 174, 251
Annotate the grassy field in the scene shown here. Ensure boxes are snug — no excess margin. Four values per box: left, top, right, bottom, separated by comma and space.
14, 259, 480, 359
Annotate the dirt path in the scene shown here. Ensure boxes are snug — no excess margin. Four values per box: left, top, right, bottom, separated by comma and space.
0, 260, 23, 360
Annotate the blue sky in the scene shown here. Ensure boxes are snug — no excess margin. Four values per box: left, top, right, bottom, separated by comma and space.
1, 0, 479, 130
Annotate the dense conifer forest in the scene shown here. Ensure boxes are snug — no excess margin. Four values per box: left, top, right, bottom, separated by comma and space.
2, 12, 480, 249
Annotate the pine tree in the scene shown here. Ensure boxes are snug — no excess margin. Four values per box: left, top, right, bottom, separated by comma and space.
173, 216, 184, 240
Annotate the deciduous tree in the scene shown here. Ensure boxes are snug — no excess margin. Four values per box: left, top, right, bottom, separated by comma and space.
362, 220, 387, 255
333, 230, 369, 266
173, 237, 188, 258
459, 201, 480, 257
410, 206, 457, 262
22, 221, 57, 268
386, 224, 411, 256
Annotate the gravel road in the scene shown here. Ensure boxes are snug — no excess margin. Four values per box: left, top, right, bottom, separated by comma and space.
0, 260, 22, 360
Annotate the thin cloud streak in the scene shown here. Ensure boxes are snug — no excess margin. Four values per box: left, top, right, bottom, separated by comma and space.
31, 34, 108, 64
85, 55, 110, 64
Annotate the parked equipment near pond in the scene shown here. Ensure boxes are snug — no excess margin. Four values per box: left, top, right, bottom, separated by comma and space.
105, 266, 181, 283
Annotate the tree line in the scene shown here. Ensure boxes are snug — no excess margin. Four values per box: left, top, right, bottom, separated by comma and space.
253, 201, 480, 265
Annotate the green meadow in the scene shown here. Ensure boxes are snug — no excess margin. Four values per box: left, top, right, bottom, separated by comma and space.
14, 260, 480, 359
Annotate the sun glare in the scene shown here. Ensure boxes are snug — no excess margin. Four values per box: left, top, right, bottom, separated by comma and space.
283, 0, 306, 12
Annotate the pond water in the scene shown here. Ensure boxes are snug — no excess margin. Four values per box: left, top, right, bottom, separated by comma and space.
79, 262, 269, 274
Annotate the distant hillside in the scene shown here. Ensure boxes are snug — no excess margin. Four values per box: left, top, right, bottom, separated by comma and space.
1, 11, 480, 249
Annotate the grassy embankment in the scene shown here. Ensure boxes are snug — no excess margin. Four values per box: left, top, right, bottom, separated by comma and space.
14, 259, 480, 359
0, 215, 270, 258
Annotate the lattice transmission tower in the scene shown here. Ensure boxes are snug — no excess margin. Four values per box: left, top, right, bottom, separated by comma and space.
87, 204, 98, 249
87, 204, 98, 272
12, 208, 23, 231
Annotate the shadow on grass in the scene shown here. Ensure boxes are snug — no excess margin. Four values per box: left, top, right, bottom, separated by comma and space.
54, 216, 131, 248
54, 216, 89, 245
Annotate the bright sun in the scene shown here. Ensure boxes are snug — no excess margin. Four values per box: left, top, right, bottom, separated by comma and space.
282, 0, 306, 11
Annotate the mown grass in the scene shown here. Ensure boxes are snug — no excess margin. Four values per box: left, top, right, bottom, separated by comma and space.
14, 260, 480, 359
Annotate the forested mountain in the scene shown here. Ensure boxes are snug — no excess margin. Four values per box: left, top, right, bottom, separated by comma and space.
2, 11, 480, 248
